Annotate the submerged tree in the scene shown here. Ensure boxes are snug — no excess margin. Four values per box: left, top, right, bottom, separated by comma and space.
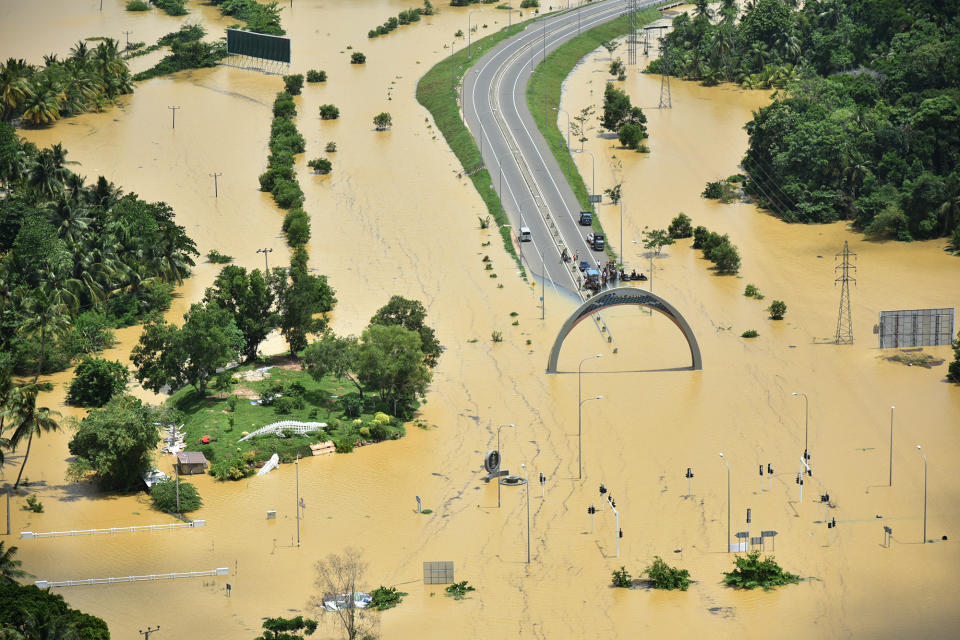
310, 548, 374, 640
1, 384, 60, 490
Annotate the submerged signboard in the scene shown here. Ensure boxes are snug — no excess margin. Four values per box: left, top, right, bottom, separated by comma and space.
226, 28, 291, 64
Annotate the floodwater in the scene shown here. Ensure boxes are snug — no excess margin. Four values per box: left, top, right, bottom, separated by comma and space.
6, 2, 960, 639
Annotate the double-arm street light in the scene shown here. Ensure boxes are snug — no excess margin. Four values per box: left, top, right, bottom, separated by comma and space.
578, 353, 603, 480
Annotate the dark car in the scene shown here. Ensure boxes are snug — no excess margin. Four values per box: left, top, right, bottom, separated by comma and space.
579, 211, 592, 225
587, 232, 605, 251
579, 260, 590, 272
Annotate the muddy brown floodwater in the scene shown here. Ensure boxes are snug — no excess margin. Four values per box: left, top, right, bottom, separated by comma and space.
5, 2, 960, 639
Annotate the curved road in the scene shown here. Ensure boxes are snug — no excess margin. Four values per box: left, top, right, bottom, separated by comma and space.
464, 0, 660, 307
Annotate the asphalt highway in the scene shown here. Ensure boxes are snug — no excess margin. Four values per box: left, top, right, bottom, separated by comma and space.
463, 0, 661, 302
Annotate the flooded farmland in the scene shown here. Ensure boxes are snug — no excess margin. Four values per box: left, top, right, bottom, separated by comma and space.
4, 1, 959, 639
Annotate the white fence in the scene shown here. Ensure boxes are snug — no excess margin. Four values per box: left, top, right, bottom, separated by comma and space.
35, 567, 228, 589
21, 520, 205, 539
238, 420, 326, 442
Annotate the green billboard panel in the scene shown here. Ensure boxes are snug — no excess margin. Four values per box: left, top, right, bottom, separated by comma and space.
226, 28, 290, 64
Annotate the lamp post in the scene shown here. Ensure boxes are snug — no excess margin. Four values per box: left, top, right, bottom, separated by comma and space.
578, 354, 602, 479
719, 453, 730, 552
619, 199, 623, 267
916, 445, 927, 544
468, 10, 481, 59
578, 395, 603, 480
451, 39, 455, 88
497, 423, 515, 508
295, 452, 301, 547
521, 463, 530, 564
553, 107, 572, 175
256, 247, 273, 272
888, 405, 894, 487
791, 392, 810, 464
573, 149, 596, 213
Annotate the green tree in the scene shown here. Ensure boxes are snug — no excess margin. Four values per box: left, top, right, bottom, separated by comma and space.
768, 299, 787, 320
66, 356, 128, 407
709, 241, 741, 273
150, 478, 202, 513
668, 213, 693, 238
256, 615, 318, 640
604, 184, 623, 204
618, 123, 643, 150
369, 295, 441, 368
723, 550, 799, 590
350, 52, 366, 64
373, 112, 392, 131
611, 566, 632, 588
130, 302, 243, 395
302, 332, 363, 396
0, 542, 28, 585
1, 384, 60, 490
204, 266, 278, 362
276, 250, 337, 355
641, 227, 675, 256
283, 74, 304, 96
16, 288, 71, 382
947, 329, 960, 383
318, 104, 340, 120
0, 581, 109, 639
356, 324, 430, 417
67, 394, 159, 490
307, 158, 332, 174
643, 556, 691, 590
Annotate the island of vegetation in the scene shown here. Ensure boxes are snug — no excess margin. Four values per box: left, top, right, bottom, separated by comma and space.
647, 0, 960, 242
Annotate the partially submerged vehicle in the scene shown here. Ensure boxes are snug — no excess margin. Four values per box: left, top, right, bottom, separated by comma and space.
322, 592, 372, 611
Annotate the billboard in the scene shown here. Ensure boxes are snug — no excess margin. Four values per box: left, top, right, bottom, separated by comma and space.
226, 29, 290, 64
878, 308, 955, 348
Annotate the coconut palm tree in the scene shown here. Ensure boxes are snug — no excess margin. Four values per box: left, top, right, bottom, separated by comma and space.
69, 41, 91, 66
0, 58, 34, 121
47, 197, 91, 245
17, 288, 72, 383
1, 384, 61, 490
20, 83, 61, 127
0, 542, 29, 584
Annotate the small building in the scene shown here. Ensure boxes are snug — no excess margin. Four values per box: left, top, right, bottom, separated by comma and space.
176, 451, 209, 475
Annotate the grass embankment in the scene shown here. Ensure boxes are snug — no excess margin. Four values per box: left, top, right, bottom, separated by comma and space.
416, 23, 530, 277
526, 6, 661, 260
167, 362, 404, 480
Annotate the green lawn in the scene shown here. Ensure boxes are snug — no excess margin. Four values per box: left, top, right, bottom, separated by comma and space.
526, 7, 662, 261
166, 361, 404, 480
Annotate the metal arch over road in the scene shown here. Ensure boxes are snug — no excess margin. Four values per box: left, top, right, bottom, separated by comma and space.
546, 287, 703, 373
463, 0, 663, 302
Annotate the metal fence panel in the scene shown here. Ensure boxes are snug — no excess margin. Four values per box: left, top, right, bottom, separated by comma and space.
878, 308, 955, 348
422, 561, 454, 585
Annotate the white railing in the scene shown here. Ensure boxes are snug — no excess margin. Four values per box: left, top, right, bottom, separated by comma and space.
35, 567, 228, 588
238, 420, 326, 442
22, 520, 205, 539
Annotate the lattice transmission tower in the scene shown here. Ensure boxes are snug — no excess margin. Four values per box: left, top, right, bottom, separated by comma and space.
658, 39, 672, 109
626, 0, 638, 66
834, 240, 857, 344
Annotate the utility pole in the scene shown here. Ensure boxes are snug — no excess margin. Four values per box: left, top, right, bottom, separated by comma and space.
210, 172, 222, 198
834, 240, 856, 344
451, 40, 455, 89
295, 453, 301, 547
139, 627, 160, 639
168, 105, 180, 129
256, 247, 273, 272
175, 460, 181, 517
123, 31, 133, 49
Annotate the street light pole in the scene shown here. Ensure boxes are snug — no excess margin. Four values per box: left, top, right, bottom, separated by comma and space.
295, 452, 301, 547
579, 395, 603, 480
719, 453, 730, 552
574, 149, 596, 213
619, 199, 623, 267
522, 463, 530, 564
578, 354, 602, 479
256, 247, 273, 272
889, 405, 894, 486
792, 392, 810, 464
468, 10, 481, 59
497, 423, 515, 508
916, 445, 927, 544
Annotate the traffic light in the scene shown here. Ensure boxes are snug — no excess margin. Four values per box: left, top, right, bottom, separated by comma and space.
759, 464, 764, 476
587, 505, 596, 515
539, 473, 545, 484
685, 468, 694, 479
618, 528, 623, 538
746, 508, 752, 524
599, 484, 607, 496
767, 463, 774, 475
609, 497, 616, 509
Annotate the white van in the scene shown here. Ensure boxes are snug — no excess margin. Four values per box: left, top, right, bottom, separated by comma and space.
519, 226, 532, 242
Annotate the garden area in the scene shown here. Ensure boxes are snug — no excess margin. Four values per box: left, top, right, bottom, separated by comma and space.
166, 357, 405, 481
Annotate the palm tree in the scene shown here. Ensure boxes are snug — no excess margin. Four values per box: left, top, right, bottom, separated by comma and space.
20, 83, 61, 127
69, 41, 91, 66
2, 384, 61, 490
0, 58, 34, 121
0, 542, 29, 584
16, 288, 71, 383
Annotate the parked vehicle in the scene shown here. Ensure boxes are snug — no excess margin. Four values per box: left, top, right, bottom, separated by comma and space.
323, 592, 372, 611
519, 226, 532, 242
579, 211, 592, 225
587, 232, 605, 251
579, 260, 590, 272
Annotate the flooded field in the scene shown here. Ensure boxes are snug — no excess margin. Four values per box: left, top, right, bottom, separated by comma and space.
5, 2, 959, 639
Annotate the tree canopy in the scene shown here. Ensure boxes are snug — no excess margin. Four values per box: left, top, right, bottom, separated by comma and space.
0, 580, 110, 640
67, 393, 160, 490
